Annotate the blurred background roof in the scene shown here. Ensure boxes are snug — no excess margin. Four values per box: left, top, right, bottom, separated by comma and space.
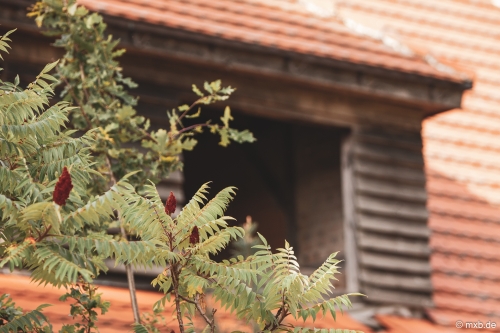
78, 0, 471, 85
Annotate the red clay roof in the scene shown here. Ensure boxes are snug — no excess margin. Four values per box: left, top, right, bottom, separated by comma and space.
332, 0, 500, 327
77, 0, 469, 84
0, 273, 371, 332
3, 273, 494, 333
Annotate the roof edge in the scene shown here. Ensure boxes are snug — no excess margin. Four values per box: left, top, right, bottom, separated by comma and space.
0, 0, 471, 114
102, 15, 470, 114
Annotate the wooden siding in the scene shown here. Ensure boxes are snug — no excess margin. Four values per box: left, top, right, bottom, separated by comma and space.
343, 128, 432, 308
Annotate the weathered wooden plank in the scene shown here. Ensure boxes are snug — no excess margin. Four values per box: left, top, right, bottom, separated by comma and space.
349, 128, 432, 308
359, 252, 431, 274
355, 177, 427, 203
356, 195, 429, 221
357, 231, 431, 257
354, 131, 423, 150
353, 159, 426, 184
352, 142, 424, 168
359, 269, 432, 292
361, 285, 434, 307
358, 214, 430, 238
341, 135, 361, 293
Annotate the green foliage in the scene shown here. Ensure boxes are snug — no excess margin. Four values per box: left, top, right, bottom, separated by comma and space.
29, 0, 255, 194
24, 0, 253, 327
136, 304, 167, 333
0, 29, 109, 285
231, 216, 263, 258
0, 294, 52, 333
59, 282, 110, 333
0, 0, 364, 330
119, 184, 363, 333
0, 30, 138, 331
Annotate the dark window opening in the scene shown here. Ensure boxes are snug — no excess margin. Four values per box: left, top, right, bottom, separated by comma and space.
183, 111, 347, 289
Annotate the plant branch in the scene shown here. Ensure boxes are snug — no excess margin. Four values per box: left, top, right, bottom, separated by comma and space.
196, 294, 216, 333
177, 100, 200, 123
35, 225, 52, 242
175, 123, 211, 137
171, 264, 185, 333
104, 155, 141, 324
60, 75, 92, 131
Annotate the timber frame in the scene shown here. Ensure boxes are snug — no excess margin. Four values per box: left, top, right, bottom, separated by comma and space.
0, 0, 470, 312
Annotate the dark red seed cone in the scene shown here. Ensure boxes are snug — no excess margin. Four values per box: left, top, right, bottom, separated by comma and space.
165, 191, 177, 215
189, 226, 199, 245
53, 167, 73, 206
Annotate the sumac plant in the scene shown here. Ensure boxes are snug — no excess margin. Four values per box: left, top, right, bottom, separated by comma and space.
127, 186, 363, 333
0, 4, 363, 333
29, 0, 255, 324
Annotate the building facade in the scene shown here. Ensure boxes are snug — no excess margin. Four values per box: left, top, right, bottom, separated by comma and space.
2, 0, 497, 331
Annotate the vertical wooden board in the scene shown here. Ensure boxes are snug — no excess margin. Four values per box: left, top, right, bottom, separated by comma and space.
341, 134, 360, 293
348, 127, 432, 307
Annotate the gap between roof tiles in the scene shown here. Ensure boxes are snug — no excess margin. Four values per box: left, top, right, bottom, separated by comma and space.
296, 0, 468, 80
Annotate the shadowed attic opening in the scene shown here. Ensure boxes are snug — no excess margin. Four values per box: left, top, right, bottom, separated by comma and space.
182, 110, 349, 290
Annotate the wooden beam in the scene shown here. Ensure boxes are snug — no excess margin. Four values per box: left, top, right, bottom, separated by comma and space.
357, 214, 430, 238
352, 142, 424, 168
361, 286, 434, 308
359, 269, 432, 292
96, 15, 468, 114
355, 177, 427, 203
357, 231, 431, 257
359, 252, 431, 274
341, 134, 360, 293
356, 195, 429, 221
354, 159, 427, 185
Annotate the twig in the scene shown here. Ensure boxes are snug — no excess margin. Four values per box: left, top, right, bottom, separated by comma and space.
178, 295, 196, 305
35, 225, 52, 242
171, 264, 186, 333
105, 155, 141, 324
60, 76, 92, 131
79, 64, 91, 103
175, 123, 211, 137
177, 100, 200, 123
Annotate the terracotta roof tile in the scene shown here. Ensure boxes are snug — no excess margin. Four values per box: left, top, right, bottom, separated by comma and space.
428, 215, 500, 241
424, 121, 500, 150
428, 309, 500, 330
431, 253, 500, 280
433, 292, 500, 317
333, 0, 500, 326
4, 273, 492, 333
378, 314, 499, 333
0, 273, 370, 332
1, 273, 166, 333
430, 233, 500, 259
432, 273, 500, 299
77, 0, 468, 83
